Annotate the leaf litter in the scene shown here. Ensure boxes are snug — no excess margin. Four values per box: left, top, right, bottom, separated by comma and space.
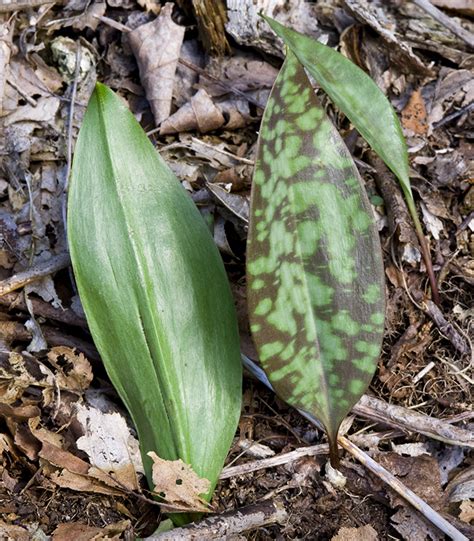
0, 0, 472, 539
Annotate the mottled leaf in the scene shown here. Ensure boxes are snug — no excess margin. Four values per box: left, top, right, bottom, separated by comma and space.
247, 51, 385, 465
263, 16, 439, 305
67, 83, 242, 523
263, 15, 410, 197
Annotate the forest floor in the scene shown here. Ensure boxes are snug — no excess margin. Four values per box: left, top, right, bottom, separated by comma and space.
0, 1, 472, 540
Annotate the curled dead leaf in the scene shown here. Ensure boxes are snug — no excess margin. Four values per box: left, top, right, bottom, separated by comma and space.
160, 89, 225, 135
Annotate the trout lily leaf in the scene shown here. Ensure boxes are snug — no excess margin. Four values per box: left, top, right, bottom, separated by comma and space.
263, 15, 439, 305
247, 51, 385, 466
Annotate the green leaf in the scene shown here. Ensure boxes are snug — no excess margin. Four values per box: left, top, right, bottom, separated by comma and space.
263, 15, 440, 306
247, 51, 385, 465
263, 15, 410, 197
67, 83, 242, 522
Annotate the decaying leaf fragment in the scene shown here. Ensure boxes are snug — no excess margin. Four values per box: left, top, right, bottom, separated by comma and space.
247, 51, 385, 466
129, 2, 185, 125
148, 452, 211, 513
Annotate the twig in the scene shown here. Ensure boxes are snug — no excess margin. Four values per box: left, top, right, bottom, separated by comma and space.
368, 151, 440, 306
0, 0, 56, 13
423, 300, 470, 355
412, 0, 474, 49
0, 253, 71, 296
0, 291, 87, 328
433, 102, 474, 129
6, 77, 37, 106
63, 44, 81, 223
220, 443, 329, 480
0, 21, 14, 115
353, 394, 473, 448
338, 436, 468, 541
145, 499, 287, 540
242, 355, 469, 541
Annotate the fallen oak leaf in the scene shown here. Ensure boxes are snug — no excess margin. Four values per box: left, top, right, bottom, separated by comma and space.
148, 451, 212, 513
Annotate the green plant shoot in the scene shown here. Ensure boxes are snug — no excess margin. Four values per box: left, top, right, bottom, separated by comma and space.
67, 83, 242, 523
247, 51, 385, 466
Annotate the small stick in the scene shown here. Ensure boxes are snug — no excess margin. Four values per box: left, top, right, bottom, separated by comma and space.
354, 395, 473, 448
413, 361, 436, 383
145, 499, 287, 541
242, 355, 469, 541
0, 0, 56, 13
6, 77, 37, 106
0, 291, 87, 328
220, 443, 329, 479
423, 300, 470, 355
338, 436, 468, 541
412, 0, 474, 49
0, 253, 70, 296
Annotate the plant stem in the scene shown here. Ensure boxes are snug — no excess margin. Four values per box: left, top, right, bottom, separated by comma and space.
328, 436, 340, 469
405, 195, 440, 306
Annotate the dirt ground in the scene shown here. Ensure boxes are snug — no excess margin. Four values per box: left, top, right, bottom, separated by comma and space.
0, 1, 472, 540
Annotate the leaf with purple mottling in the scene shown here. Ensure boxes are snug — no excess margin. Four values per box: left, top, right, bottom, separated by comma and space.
247, 51, 385, 466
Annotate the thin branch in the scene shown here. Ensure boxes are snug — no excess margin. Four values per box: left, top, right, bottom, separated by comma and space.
0, 253, 70, 297
145, 499, 288, 541
220, 443, 329, 480
412, 0, 474, 49
0, 0, 57, 13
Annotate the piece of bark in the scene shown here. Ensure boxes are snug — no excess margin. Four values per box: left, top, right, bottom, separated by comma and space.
0, 21, 13, 115
354, 394, 474, 448
160, 88, 225, 134
129, 3, 185, 126
146, 500, 287, 540
343, 0, 433, 76
367, 152, 420, 264
412, 0, 474, 49
432, 0, 474, 16
225, 0, 324, 57
192, 0, 230, 56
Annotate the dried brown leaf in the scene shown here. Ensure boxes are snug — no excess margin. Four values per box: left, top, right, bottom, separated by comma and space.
160, 88, 225, 135
4, 96, 60, 127
459, 501, 474, 524
148, 451, 211, 513
47, 346, 93, 391
52, 520, 130, 541
75, 404, 143, 490
331, 524, 379, 541
402, 90, 428, 136
137, 0, 160, 15
50, 468, 123, 496
129, 3, 185, 125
